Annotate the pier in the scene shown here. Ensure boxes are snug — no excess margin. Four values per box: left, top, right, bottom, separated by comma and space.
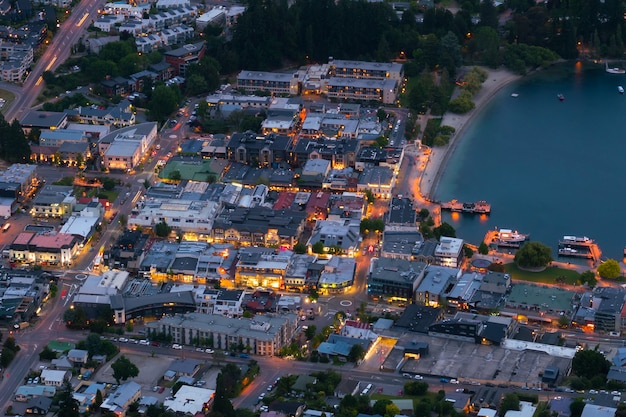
557, 236, 601, 262
440, 199, 491, 214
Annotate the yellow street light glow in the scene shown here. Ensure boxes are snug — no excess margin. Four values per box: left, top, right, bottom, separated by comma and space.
45, 56, 57, 71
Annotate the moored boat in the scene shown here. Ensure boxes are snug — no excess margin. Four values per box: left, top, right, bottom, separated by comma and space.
557, 93, 565, 101
496, 228, 530, 243
619, 86, 624, 94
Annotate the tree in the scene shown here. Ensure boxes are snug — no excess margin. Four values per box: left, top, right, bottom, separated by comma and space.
169, 170, 182, 181
433, 222, 456, 239
558, 315, 570, 329
597, 259, 621, 279
579, 270, 597, 288
570, 398, 586, 417
348, 344, 365, 363
305, 325, 317, 340
39, 346, 58, 361
148, 85, 179, 123
364, 189, 375, 204
312, 241, 325, 254
111, 355, 139, 384
57, 381, 80, 417
293, 242, 307, 254
478, 242, 489, 255
572, 349, 611, 380
514, 241, 553, 269
404, 381, 429, 395
155, 220, 171, 237
500, 393, 520, 415
376, 109, 387, 122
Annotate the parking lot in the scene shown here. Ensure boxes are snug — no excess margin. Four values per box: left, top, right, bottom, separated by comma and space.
395, 333, 571, 387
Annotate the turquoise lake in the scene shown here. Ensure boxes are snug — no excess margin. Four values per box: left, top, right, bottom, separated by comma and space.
434, 62, 626, 261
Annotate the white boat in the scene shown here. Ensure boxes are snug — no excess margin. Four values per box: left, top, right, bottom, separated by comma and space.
559, 247, 578, 254
562, 236, 591, 243
619, 86, 624, 94
497, 228, 530, 243
606, 62, 626, 74
511, 93, 519, 98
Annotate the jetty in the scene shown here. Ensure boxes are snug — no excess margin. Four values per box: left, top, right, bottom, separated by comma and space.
441, 200, 490, 214
557, 236, 601, 262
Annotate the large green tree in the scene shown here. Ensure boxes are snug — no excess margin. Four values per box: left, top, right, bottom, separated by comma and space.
111, 355, 139, 384
57, 381, 80, 417
571, 349, 611, 380
597, 259, 621, 279
514, 241, 553, 268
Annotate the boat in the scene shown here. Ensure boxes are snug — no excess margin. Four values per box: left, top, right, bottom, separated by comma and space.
619, 86, 624, 94
441, 199, 463, 212
559, 247, 578, 254
473, 200, 491, 214
557, 93, 565, 101
606, 62, 626, 74
563, 236, 591, 243
511, 93, 519, 98
496, 228, 530, 243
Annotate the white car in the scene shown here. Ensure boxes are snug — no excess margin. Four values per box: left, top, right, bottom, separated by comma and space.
172, 344, 183, 350
119, 337, 129, 343
139, 340, 150, 346
205, 349, 214, 354
450, 379, 459, 384
414, 375, 424, 380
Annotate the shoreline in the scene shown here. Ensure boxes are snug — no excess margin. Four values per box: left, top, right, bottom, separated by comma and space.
420, 67, 523, 200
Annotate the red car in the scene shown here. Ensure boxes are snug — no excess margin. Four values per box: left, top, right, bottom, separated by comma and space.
158, 386, 165, 393
151, 341, 161, 347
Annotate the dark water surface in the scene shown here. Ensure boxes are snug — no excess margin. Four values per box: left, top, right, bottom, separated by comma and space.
434, 62, 626, 260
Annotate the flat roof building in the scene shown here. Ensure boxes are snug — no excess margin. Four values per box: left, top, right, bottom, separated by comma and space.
237, 70, 299, 95
146, 311, 298, 356
329, 59, 404, 81
368, 257, 426, 302
128, 198, 218, 237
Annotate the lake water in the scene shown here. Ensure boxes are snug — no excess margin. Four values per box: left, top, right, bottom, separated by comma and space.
434, 62, 626, 260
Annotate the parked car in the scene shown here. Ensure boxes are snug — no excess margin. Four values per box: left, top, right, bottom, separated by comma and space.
172, 344, 182, 350
205, 349, 214, 354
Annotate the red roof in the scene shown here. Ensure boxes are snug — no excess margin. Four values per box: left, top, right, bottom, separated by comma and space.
345, 320, 370, 330
13, 232, 34, 245
273, 192, 296, 210
30, 233, 77, 249
305, 191, 330, 216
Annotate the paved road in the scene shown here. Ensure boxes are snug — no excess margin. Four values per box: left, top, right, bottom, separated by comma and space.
3, 0, 106, 122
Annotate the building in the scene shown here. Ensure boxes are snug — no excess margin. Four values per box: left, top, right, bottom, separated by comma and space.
388, 197, 416, 226
128, 198, 218, 237
101, 381, 142, 415
14, 385, 56, 402
307, 219, 360, 256
213, 289, 245, 317
31, 185, 75, 218
20, 110, 68, 134
164, 41, 205, 76
164, 385, 215, 415
146, 312, 298, 356
380, 229, 423, 260
237, 70, 299, 95
592, 287, 626, 333
40, 369, 69, 387
226, 132, 291, 167
325, 77, 398, 104
329, 59, 404, 81
235, 248, 291, 290
357, 166, 395, 199
415, 265, 461, 307
10, 232, 79, 266
212, 206, 306, 249
318, 256, 356, 294
168, 358, 201, 377
100, 122, 157, 171
434, 237, 464, 267
284, 254, 317, 291
368, 257, 426, 302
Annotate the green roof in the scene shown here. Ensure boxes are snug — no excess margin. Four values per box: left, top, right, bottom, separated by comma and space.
47, 340, 75, 353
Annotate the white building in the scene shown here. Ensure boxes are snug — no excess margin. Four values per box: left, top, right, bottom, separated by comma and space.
164, 385, 214, 414
101, 123, 157, 171
128, 198, 218, 236
434, 236, 464, 268
40, 370, 69, 387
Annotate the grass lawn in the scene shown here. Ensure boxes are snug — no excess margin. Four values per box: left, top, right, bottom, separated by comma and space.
0, 89, 15, 113
503, 263, 581, 285
94, 190, 119, 203
370, 391, 439, 408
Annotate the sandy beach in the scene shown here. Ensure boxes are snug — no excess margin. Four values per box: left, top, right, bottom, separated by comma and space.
420, 68, 523, 200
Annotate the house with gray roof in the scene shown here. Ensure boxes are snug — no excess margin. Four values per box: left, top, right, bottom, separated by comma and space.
101, 381, 142, 415
415, 265, 460, 306
14, 385, 56, 402
368, 257, 426, 302
67, 349, 89, 366
20, 110, 68, 134
168, 358, 201, 377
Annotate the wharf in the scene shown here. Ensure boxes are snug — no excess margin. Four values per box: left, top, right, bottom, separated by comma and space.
557, 236, 601, 262
440, 199, 490, 214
